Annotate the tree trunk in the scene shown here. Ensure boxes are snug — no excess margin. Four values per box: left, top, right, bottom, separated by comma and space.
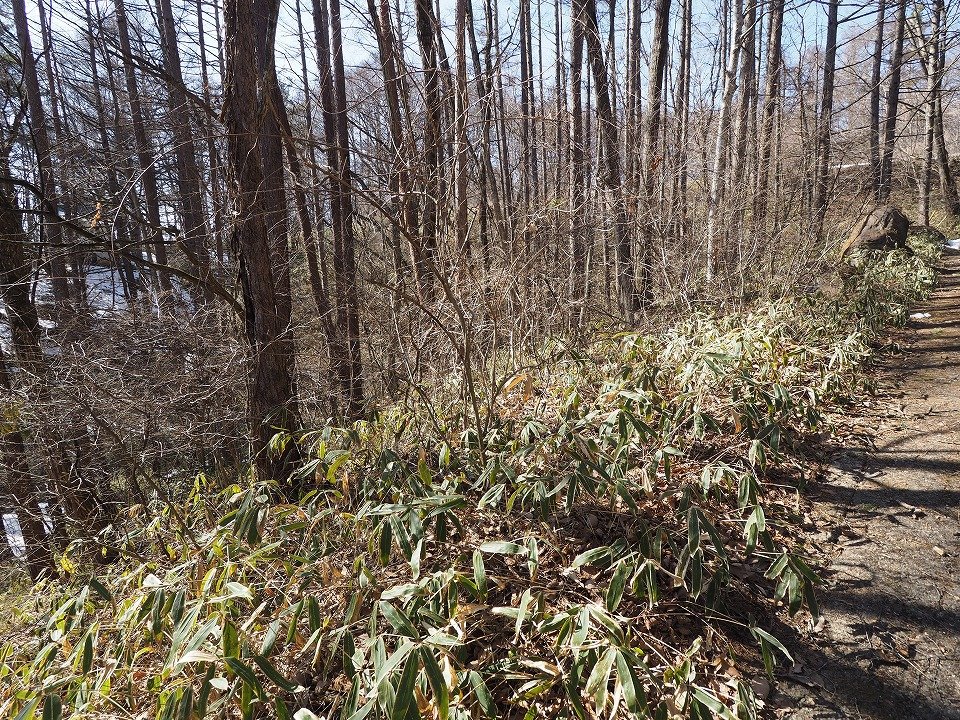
732, 0, 757, 190
568, 0, 586, 323
313, 0, 365, 416
812, 0, 839, 233
114, 0, 174, 295
412, 0, 444, 292
640, 0, 672, 301
0, 345, 51, 581
84, 0, 141, 298
675, 0, 693, 245
195, 0, 226, 265
929, 0, 960, 216
577, 0, 638, 320
706, 0, 745, 283
869, 0, 886, 200
12, 0, 73, 311
156, 0, 214, 303
454, 0, 470, 254
294, 0, 334, 310
223, 0, 302, 482
0, 161, 104, 528
755, 0, 784, 231
878, 0, 906, 202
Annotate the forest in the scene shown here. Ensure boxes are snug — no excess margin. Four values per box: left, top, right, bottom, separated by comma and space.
0, 0, 958, 716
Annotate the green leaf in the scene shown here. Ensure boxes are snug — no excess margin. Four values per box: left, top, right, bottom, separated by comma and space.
177, 650, 219, 664
374, 639, 415, 687
472, 551, 487, 599
410, 538, 423, 581
687, 506, 701, 555
327, 451, 350, 483
587, 605, 625, 645
420, 648, 449, 720
752, 626, 793, 677
605, 560, 630, 612
379, 522, 393, 565
526, 537, 539, 579
41, 695, 61, 720
380, 584, 420, 601
252, 653, 300, 692
572, 546, 612, 568
478, 541, 526, 555
468, 671, 497, 719
418, 456, 433, 487
88, 578, 113, 605
585, 646, 617, 712
274, 698, 292, 720
378, 601, 419, 639
14, 697, 40, 720
260, 617, 282, 657
222, 619, 239, 659
514, 589, 533, 641
176, 688, 194, 720
179, 615, 221, 664
81, 632, 93, 674
224, 658, 265, 699
615, 650, 647, 715
391, 651, 420, 720
690, 686, 736, 719
225, 582, 254, 602
344, 702, 376, 720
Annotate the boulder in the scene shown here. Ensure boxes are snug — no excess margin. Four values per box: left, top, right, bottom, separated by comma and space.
839, 205, 911, 258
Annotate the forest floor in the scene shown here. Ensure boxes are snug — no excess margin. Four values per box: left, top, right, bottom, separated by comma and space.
774, 252, 960, 719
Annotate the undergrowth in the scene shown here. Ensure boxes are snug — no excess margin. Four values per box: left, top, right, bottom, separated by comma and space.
0, 241, 937, 720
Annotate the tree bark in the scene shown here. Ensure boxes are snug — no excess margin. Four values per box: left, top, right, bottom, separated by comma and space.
156, 0, 214, 303
12, 0, 73, 311
869, 0, 886, 200
640, 0, 672, 300
878, 0, 906, 202
577, 0, 638, 320
223, 0, 302, 481
755, 0, 784, 231
0, 159, 104, 528
568, 0, 586, 322
0, 345, 51, 581
812, 0, 839, 233
313, 0, 365, 416
412, 0, 444, 293
114, 0, 174, 295
706, 0, 745, 283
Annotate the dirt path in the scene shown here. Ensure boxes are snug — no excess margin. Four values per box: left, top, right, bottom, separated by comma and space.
776, 254, 960, 718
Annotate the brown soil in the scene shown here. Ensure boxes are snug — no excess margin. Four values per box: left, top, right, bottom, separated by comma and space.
775, 253, 960, 718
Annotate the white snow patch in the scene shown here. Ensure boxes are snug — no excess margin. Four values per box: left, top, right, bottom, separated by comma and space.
2, 514, 25, 558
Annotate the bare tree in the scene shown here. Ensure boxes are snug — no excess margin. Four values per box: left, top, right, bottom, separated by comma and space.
222, 0, 302, 481
878, 0, 906, 201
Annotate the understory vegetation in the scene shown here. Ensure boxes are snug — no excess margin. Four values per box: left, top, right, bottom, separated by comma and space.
0, 237, 939, 720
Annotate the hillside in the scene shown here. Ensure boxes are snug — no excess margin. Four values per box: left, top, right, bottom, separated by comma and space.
0, 237, 940, 719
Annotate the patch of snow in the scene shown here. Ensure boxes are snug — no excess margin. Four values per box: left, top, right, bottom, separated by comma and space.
946, 238, 960, 250
910, 312, 931, 320
1, 504, 54, 560
2, 514, 25, 559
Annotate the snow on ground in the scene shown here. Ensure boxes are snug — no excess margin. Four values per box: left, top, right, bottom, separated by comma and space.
2, 514, 25, 559
2, 505, 55, 560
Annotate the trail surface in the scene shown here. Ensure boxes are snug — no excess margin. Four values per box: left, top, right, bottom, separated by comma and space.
777, 254, 960, 718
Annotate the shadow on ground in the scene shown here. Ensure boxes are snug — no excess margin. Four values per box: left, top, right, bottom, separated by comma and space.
776, 253, 960, 718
